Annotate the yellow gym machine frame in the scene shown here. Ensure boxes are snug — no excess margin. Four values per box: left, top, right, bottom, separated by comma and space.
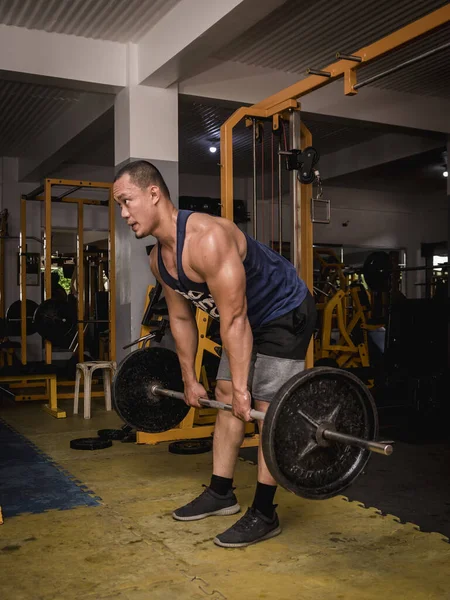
136, 5, 449, 445
15, 178, 116, 417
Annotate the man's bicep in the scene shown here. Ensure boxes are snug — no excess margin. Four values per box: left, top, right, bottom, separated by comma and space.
193, 228, 247, 319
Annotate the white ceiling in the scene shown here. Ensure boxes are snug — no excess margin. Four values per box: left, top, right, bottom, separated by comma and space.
0, 0, 181, 42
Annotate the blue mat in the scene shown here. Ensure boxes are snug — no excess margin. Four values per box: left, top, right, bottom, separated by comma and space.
0, 418, 102, 518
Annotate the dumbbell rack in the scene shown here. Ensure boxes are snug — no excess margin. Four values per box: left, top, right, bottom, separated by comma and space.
135, 288, 258, 447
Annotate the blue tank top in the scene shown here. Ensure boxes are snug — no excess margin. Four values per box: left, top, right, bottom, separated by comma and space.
157, 210, 307, 328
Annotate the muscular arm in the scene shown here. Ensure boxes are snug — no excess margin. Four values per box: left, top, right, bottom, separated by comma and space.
191, 226, 253, 414
149, 247, 198, 387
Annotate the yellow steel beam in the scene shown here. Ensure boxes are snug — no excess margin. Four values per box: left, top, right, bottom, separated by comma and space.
254, 5, 450, 109
45, 178, 113, 189
77, 202, 85, 362
35, 196, 106, 206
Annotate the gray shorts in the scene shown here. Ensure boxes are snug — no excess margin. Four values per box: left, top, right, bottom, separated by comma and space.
216, 350, 305, 403
215, 293, 315, 402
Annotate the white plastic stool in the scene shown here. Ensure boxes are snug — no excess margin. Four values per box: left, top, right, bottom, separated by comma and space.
73, 361, 117, 419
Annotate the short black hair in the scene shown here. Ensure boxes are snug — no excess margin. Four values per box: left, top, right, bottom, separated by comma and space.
114, 160, 170, 198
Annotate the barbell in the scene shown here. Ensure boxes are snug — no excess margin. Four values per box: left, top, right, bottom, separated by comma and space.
4, 298, 109, 346
363, 251, 449, 293
112, 346, 394, 500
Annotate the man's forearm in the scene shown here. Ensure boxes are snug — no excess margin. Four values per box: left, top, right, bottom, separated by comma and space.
221, 316, 253, 395
170, 316, 199, 385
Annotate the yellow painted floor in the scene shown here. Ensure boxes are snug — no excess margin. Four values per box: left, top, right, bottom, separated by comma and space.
1, 399, 450, 600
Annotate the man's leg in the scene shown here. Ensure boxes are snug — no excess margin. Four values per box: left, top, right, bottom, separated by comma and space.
250, 399, 278, 519
212, 379, 245, 479
213, 356, 306, 548
172, 378, 243, 521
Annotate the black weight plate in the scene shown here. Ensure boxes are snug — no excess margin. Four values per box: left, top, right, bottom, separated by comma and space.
168, 439, 212, 455
6, 299, 39, 336
97, 428, 127, 441
70, 437, 112, 450
262, 367, 378, 500
363, 251, 391, 292
0, 317, 6, 338
33, 298, 76, 345
112, 346, 189, 433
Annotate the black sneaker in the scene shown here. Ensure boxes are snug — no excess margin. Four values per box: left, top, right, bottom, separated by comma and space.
172, 485, 240, 521
213, 506, 281, 548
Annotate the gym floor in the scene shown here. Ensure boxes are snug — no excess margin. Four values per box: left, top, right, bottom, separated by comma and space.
1, 398, 449, 600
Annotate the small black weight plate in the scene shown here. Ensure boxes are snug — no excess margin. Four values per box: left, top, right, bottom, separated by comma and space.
6, 299, 39, 336
70, 437, 112, 450
97, 428, 127, 441
34, 298, 76, 345
262, 367, 378, 500
112, 346, 189, 433
168, 439, 212, 455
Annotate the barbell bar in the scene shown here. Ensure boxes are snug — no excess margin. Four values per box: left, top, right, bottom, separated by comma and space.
151, 384, 393, 456
113, 347, 393, 500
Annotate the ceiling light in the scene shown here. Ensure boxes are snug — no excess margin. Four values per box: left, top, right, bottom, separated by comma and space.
209, 146, 217, 154
444, 170, 448, 178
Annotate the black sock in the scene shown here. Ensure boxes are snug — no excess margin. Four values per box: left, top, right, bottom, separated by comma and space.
252, 482, 277, 518
210, 474, 233, 496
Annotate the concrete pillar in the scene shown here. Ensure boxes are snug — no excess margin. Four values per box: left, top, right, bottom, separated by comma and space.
114, 83, 178, 362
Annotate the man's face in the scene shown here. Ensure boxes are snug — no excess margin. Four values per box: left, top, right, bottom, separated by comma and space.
114, 174, 158, 239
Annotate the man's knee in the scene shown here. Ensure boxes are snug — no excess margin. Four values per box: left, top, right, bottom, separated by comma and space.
215, 379, 232, 406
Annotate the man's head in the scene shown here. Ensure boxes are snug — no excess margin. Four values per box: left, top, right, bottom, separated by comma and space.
113, 161, 171, 239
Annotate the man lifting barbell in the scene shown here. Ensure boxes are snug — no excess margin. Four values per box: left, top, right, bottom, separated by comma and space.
113, 160, 317, 547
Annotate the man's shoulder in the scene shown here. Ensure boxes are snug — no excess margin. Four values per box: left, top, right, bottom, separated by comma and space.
187, 213, 236, 245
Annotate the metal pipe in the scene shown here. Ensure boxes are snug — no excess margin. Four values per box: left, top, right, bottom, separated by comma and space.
123, 332, 157, 350
23, 184, 44, 200
306, 68, 331, 77
289, 110, 302, 269
252, 119, 258, 239
335, 52, 362, 62
277, 139, 283, 255
322, 429, 393, 456
354, 41, 450, 90
56, 186, 82, 200
152, 385, 393, 456
152, 385, 276, 423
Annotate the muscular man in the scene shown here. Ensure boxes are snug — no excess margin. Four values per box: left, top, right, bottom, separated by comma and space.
114, 160, 316, 548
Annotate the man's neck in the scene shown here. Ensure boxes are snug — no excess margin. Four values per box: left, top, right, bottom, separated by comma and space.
153, 205, 178, 250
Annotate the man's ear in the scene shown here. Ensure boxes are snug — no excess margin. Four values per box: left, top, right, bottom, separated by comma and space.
149, 185, 160, 205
